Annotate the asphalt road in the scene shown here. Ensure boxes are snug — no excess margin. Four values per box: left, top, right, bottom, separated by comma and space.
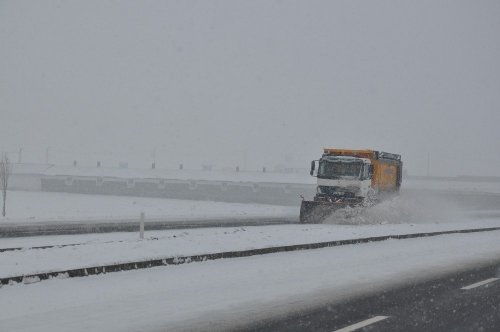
241, 261, 500, 332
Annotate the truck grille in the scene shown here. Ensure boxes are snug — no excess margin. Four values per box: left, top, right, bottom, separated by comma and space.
318, 186, 356, 198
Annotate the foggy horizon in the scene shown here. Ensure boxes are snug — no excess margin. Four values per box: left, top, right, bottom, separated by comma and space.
1, 1, 499, 176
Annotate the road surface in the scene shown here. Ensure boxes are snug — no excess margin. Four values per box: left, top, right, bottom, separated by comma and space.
242, 262, 500, 332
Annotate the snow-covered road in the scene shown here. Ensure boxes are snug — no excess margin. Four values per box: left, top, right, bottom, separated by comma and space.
3, 219, 500, 278
2, 231, 500, 332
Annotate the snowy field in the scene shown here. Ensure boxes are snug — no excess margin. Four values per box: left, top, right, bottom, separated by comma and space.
2, 231, 500, 332
0, 190, 298, 225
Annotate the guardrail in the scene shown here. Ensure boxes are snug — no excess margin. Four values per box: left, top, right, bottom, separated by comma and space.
0, 217, 296, 238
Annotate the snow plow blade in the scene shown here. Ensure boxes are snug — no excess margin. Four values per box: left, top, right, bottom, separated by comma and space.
299, 200, 355, 223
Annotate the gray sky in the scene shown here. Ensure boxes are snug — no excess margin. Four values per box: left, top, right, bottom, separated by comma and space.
1, 0, 499, 176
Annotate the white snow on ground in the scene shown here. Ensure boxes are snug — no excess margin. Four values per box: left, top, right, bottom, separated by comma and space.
2, 219, 500, 278
2, 231, 500, 332
0, 190, 297, 224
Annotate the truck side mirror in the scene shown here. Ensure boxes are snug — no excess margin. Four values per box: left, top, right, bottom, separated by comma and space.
310, 160, 316, 176
368, 165, 374, 177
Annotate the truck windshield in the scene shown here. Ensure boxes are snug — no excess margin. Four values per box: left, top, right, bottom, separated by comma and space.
318, 161, 362, 179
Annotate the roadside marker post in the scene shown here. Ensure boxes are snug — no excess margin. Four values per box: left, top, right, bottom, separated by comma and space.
140, 212, 145, 240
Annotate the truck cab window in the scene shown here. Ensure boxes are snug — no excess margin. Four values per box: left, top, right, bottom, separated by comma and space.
363, 165, 370, 180
318, 161, 362, 179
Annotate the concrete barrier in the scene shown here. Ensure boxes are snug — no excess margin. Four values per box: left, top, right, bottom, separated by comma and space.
41, 175, 316, 206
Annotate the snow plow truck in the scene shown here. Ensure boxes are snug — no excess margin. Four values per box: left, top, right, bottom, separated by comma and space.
300, 149, 403, 223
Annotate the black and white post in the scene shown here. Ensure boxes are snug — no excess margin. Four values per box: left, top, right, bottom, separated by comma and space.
139, 212, 145, 239
0, 155, 11, 217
